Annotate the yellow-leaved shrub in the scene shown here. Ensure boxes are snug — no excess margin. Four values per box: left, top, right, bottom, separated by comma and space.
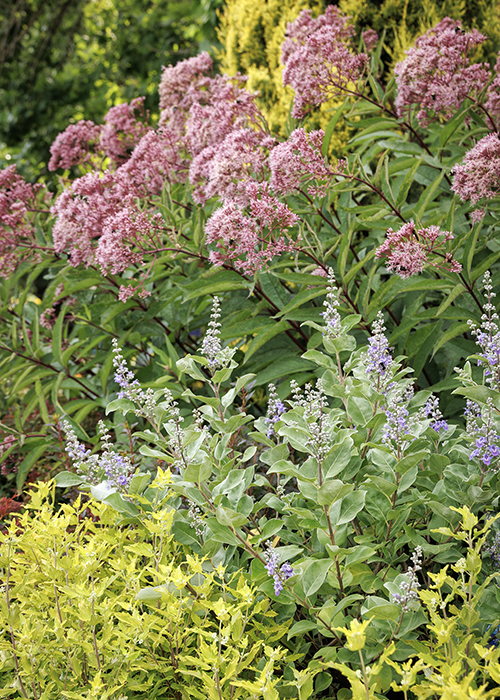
0, 482, 290, 699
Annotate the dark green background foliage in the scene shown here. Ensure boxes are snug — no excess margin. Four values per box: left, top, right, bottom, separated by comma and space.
0, 0, 222, 181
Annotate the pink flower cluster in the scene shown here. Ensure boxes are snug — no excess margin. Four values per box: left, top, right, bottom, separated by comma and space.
362, 29, 379, 52
99, 97, 150, 165
394, 18, 488, 127
0, 165, 49, 275
48, 120, 101, 171
452, 133, 500, 206
158, 52, 214, 134
205, 182, 299, 273
269, 128, 332, 197
0, 434, 16, 458
48, 98, 150, 172
159, 52, 262, 153
281, 7, 369, 118
376, 222, 461, 278
189, 128, 275, 205
51, 127, 186, 269
49, 52, 271, 279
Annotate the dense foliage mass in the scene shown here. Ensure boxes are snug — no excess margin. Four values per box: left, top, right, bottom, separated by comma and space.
2, 4, 500, 698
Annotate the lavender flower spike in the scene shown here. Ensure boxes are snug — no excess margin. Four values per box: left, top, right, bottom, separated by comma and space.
200, 296, 234, 371
320, 268, 342, 339
264, 541, 294, 596
265, 383, 286, 438
364, 311, 394, 393
421, 394, 448, 432
393, 545, 422, 612
466, 399, 500, 469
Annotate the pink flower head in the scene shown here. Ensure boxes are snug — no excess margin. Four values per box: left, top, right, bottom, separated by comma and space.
205, 182, 299, 272
40, 308, 56, 329
362, 29, 379, 52
269, 128, 331, 197
114, 128, 185, 197
394, 18, 488, 127
184, 74, 262, 157
48, 120, 101, 171
0, 165, 48, 275
281, 6, 355, 64
452, 133, 500, 205
158, 52, 213, 133
0, 435, 16, 457
281, 7, 368, 118
471, 207, 486, 224
118, 284, 136, 303
51, 171, 123, 267
189, 128, 274, 205
159, 52, 263, 160
96, 207, 163, 274
100, 97, 150, 165
376, 222, 461, 278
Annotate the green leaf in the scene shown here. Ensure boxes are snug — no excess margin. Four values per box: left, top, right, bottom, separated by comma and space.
106, 398, 136, 416
184, 460, 212, 483
435, 284, 466, 316
303, 558, 333, 597
344, 249, 375, 285
104, 493, 140, 516
322, 99, 349, 156
16, 443, 48, 491
337, 222, 355, 282
288, 620, 318, 639
176, 356, 207, 381
438, 104, 469, 147
276, 287, 326, 318
432, 322, 470, 357
323, 438, 354, 478
397, 466, 418, 494
182, 272, 251, 301
413, 171, 445, 220
317, 480, 354, 506
54, 471, 84, 488
34, 378, 49, 424
139, 445, 171, 459
330, 490, 366, 526
301, 349, 336, 370
397, 450, 428, 474
128, 473, 151, 495
471, 249, 500, 283
452, 385, 500, 411
345, 546, 377, 566
464, 224, 480, 280
205, 518, 241, 546
216, 504, 248, 528
51, 303, 68, 367
258, 519, 284, 542
361, 595, 401, 621
172, 520, 201, 547
396, 157, 423, 208
135, 587, 163, 602
241, 319, 291, 363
